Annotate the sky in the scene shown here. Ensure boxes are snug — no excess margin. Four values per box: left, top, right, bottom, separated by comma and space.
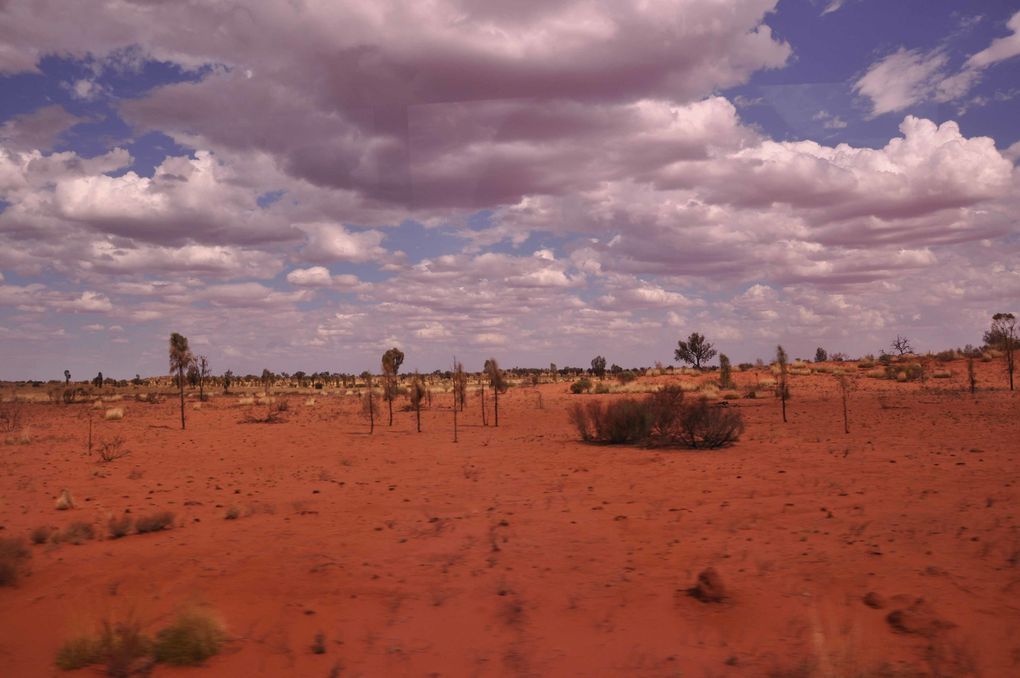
0, 0, 1018, 379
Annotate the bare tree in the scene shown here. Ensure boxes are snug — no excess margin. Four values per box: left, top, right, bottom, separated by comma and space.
361, 371, 377, 434
986, 313, 1016, 391
452, 358, 463, 443
775, 345, 790, 423
891, 335, 913, 356
675, 332, 717, 369
381, 347, 405, 426
169, 333, 193, 430
484, 358, 508, 427
967, 357, 977, 394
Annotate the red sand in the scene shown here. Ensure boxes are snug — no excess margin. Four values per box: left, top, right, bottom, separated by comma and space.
1, 363, 1018, 676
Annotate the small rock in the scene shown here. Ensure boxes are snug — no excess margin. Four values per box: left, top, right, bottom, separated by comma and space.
55, 489, 74, 511
688, 567, 726, 603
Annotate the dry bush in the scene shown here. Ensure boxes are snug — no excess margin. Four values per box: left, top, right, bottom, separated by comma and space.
135, 511, 174, 534
108, 514, 134, 539
61, 521, 95, 545
670, 398, 744, 449
569, 387, 743, 449
30, 525, 52, 544
0, 399, 24, 433
0, 537, 31, 586
153, 607, 226, 666
97, 436, 128, 463
56, 617, 153, 676
568, 398, 649, 444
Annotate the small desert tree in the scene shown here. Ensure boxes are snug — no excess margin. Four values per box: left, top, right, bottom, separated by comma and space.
814, 347, 828, 363
985, 312, 1016, 391
967, 357, 977, 394
775, 345, 790, 423
261, 369, 274, 395
222, 370, 233, 394
591, 355, 607, 379
484, 358, 508, 427
64, 369, 71, 385
891, 335, 913, 356
169, 333, 193, 430
453, 360, 468, 412
410, 372, 425, 433
195, 356, 207, 401
718, 354, 733, 389
381, 347, 404, 426
549, 363, 558, 382
675, 332, 717, 370
186, 363, 200, 388
452, 359, 464, 443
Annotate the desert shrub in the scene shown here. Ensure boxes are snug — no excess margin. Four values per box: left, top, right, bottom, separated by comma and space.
104, 408, 124, 421
97, 436, 128, 463
672, 398, 745, 449
737, 363, 753, 371
135, 511, 174, 534
56, 618, 152, 675
569, 387, 743, 449
615, 370, 637, 384
224, 506, 241, 520
153, 608, 226, 665
570, 378, 592, 394
935, 350, 957, 363
30, 525, 52, 545
568, 398, 649, 443
0, 537, 31, 586
0, 399, 24, 433
857, 360, 875, 369
274, 399, 289, 413
932, 370, 952, 379
594, 383, 610, 394
108, 514, 134, 539
61, 521, 95, 545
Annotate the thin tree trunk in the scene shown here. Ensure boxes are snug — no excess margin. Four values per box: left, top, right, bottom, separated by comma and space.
178, 367, 186, 430
481, 386, 487, 426
494, 388, 499, 427
416, 400, 421, 433
453, 392, 458, 443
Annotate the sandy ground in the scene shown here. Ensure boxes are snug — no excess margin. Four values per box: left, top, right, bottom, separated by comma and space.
1, 362, 1018, 677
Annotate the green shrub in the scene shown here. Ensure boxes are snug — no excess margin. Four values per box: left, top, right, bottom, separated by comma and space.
569, 378, 592, 394
154, 609, 226, 666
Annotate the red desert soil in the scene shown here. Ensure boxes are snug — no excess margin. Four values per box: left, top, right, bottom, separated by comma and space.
1, 362, 1018, 677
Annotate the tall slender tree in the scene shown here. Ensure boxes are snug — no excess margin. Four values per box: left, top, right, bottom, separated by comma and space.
452, 358, 463, 443
169, 333, 193, 430
986, 313, 1016, 391
64, 369, 71, 385
410, 372, 425, 433
776, 345, 790, 423
361, 371, 377, 434
381, 347, 405, 426
484, 358, 508, 427
197, 355, 209, 402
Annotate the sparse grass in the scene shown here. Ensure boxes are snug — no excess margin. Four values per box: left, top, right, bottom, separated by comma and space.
96, 436, 129, 462
0, 537, 31, 586
135, 511, 174, 534
56, 617, 153, 675
153, 607, 226, 665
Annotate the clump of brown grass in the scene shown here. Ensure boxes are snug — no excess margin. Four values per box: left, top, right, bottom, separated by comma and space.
108, 514, 134, 539
56, 617, 153, 675
0, 537, 31, 586
153, 607, 227, 665
104, 408, 124, 421
61, 521, 96, 545
135, 511, 174, 534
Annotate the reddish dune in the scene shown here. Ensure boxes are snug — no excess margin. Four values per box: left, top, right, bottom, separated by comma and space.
1, 362, 1018, 676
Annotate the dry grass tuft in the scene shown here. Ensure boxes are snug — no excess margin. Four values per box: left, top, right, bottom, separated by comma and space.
61, 521, 96, 545
135, 511, 174, 534
0, 537, 31, 586
153, 607, 226, 666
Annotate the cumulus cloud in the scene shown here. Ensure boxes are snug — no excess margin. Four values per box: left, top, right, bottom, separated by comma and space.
0, 105, 82, 151
855, 11, 1020, 116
